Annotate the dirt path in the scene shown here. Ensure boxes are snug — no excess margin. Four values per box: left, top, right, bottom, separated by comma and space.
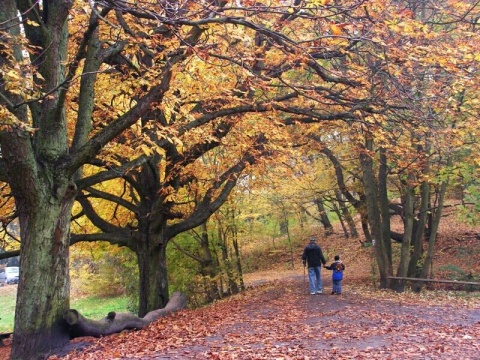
49, 274, 480, 360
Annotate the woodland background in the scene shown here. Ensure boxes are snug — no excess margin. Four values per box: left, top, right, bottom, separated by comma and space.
1, 206, 479, 359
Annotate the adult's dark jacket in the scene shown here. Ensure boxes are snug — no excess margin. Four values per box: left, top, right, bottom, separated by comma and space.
302, 243, 326, 268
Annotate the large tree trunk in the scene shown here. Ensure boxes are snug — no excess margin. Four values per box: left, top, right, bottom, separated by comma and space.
11, 190, 74, 359
64, 292, 187, 339
136, 240, 169, 317
1, 2, 74, 358
133, 155, 171, 317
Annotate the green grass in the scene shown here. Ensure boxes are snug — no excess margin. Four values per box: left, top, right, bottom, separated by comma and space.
0, 287, 130, 333
0, 287, 16, 333
70, 296, 131, 319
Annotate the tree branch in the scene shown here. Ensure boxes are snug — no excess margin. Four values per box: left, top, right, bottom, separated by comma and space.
76, 155, 149, 190
0, 249, 20, 260
166, 134, 267, 239
69, 232, 130, 247
76, 194, 132, 236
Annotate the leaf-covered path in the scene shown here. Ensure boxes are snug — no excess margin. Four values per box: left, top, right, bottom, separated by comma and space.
51, 275, 480, 360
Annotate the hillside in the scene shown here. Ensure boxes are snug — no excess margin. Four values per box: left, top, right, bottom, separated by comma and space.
244, 205, 480, 288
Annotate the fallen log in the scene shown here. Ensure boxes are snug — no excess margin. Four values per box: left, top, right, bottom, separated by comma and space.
64, 291, 188, 339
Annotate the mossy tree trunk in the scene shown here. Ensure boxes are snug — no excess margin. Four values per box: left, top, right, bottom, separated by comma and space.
9, 176, 76, 359
2, 2, 177, 357
1, 1, 75, 358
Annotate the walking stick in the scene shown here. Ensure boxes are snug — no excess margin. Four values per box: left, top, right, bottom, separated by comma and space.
303, 263, 306, 284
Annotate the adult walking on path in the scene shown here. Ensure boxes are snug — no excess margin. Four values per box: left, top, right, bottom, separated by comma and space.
302, 236, 327, 294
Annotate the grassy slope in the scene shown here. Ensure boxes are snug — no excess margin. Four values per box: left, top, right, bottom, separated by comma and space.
0, 285, 16, 333
0, 290, 130, 333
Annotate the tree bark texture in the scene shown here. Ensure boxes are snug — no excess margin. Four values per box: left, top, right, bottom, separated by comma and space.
1, 1, 75, 359
64, 292, 187, 339
136, 241, 169, 318
10, 191, 74, 359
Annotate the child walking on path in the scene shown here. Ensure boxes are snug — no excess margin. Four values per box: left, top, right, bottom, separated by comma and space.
324, 255, 345, 295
